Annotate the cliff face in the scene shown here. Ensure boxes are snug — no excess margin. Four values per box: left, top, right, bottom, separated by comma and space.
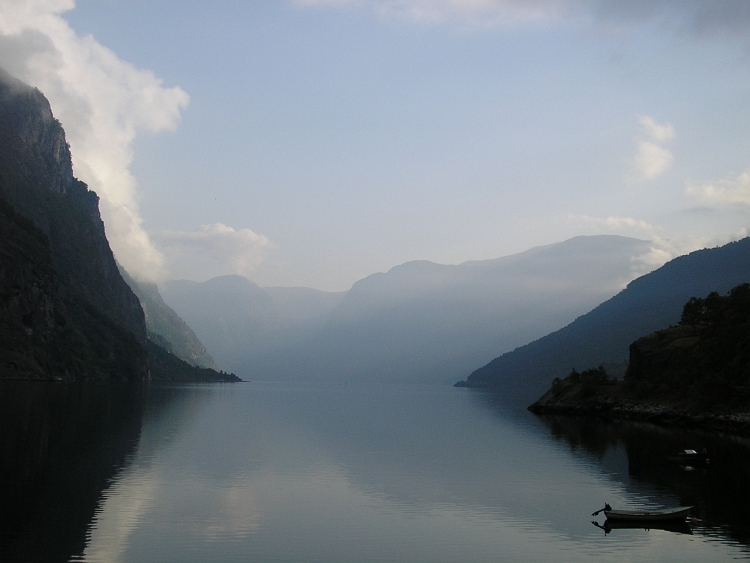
0, 71, 74, 196
0, 200, 60, 377
0, 69, 239, 383
0, 69, 148, 380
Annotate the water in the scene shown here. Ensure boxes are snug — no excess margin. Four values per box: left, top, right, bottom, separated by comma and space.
1, 381, 749, 562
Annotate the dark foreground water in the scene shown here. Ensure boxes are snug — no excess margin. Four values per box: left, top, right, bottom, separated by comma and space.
1, 381, 750, 563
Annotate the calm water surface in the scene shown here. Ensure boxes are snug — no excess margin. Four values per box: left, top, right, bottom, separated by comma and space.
2, 381, 749, 562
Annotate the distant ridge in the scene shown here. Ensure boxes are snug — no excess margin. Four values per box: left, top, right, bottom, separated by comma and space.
458, 238, 750, 405
163, 236, 654, 382
161, 276, 345, 376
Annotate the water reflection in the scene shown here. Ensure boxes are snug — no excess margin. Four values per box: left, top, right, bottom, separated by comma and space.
0, 382, 211, 563
0, 382, 147, 563
527, 410, 750, 546
591, 519, 694, 536
3, 382, 750, 562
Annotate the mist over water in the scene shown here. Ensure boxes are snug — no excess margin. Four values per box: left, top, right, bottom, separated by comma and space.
160, 235, 653, 384
2, 381, 749, 563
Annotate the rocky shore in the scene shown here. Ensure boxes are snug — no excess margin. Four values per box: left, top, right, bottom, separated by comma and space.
528, 389, 750, 435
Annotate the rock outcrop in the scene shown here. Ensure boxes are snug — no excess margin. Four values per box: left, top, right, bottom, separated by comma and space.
528, 284, 750, 434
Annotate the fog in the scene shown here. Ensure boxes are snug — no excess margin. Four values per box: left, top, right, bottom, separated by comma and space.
161, 235, 652, 384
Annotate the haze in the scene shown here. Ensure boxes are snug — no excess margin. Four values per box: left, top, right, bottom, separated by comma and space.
1, 1, 750, 290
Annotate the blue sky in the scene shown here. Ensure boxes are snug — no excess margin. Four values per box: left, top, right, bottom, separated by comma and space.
2, 1, 750, 290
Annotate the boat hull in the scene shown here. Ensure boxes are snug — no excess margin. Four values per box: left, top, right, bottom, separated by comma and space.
604, 507, 692, 522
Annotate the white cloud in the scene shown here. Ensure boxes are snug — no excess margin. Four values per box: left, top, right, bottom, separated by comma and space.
630, 229, 748, 277
153, 223, 271, 282
631, 236, 698, 276
0, 0, 189, 282
567, 214, 748, 279
294, 0, 572, 25
630, 116, 674, 181
686, 169, 750, 206
292, 0, 750, 32
639, 115, 674, 143
569, 214, 657, 233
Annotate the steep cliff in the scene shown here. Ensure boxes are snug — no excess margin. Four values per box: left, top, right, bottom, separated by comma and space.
0, 69, 148, 380
0, 69, 236, 382
0, 197, 62, 377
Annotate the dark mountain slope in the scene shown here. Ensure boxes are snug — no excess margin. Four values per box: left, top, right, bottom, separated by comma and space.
0, 69, 147, 380
0, 69, 236, 382
119, 267, 217, 370
459, 238, 750, 405
625, 283, 750, 408
527, 284, 750, 433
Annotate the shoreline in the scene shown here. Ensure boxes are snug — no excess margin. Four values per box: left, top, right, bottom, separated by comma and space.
528, 397, 750, 436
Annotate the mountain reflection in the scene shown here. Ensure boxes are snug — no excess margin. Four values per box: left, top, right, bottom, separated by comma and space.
521, 406, 750, 546
0, 382, 196, 563
3, 382, 748, 562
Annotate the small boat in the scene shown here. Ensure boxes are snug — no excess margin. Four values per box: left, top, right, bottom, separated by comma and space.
592, 503, 692, 521
666, 449, 709, 463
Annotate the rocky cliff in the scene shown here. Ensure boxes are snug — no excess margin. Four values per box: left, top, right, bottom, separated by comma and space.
0, 197, 62, 377
0, 69, 148, 380
0, 69, 236, 382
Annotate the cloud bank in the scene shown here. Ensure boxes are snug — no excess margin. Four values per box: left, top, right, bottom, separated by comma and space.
568, 214, 748, 279
570, 214, 657, 234
153, 224, 270, 282
687, 169, 750, 207
293, 0, 750, 32
631, 229, 748, 277
0, 0, 189, 282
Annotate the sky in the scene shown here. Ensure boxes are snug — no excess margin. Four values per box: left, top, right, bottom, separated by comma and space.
1, 1, 750, 291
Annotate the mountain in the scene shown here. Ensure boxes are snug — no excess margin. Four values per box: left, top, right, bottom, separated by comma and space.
0, 69, 148, 380
118, 266, 217, 369
304, 235, 652, 383
160, 276, 346, 376
458, 238, 750, 405
526, 284, 750, 432
0, 69, 236, 382
162, 235, 653, 382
